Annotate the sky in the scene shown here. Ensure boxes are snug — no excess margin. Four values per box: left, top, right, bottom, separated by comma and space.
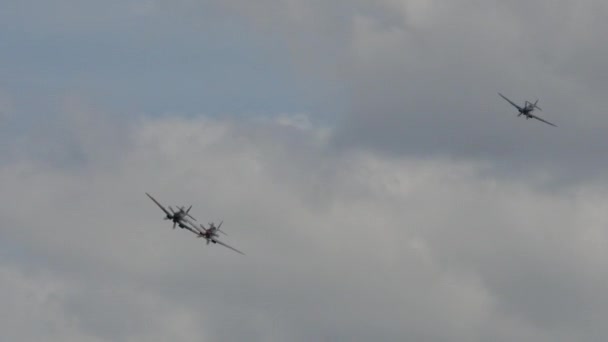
2, 1, 608, 341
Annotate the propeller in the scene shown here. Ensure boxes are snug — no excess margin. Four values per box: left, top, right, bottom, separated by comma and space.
217, 221, 228, 236
164, 207, 174, 221
176, 205, 197, 221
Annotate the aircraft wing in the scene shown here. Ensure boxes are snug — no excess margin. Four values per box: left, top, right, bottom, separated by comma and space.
498, 93, 523, 111
181, 217, 200, 230
178, 222, 200, 235
146, 193, 171, 216
177, 220, 205, 235
529, 113, 557, 127
178, 206, 197, 222
212, 239, 245, 255
189, 223, 207, 235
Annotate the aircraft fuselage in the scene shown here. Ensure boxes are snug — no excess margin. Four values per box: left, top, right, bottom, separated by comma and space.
518, 105, 535, 117
197, 228, 219, 241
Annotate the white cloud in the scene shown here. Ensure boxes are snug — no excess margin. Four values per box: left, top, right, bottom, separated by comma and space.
0, 264, 105, 342
2, 109, 608, 340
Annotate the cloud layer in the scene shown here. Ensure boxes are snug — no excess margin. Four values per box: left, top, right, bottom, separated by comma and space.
2, 107, 608, 341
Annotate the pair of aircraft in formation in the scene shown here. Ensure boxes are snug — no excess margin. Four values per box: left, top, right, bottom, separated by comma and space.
498, 93, 557, 127
145, 193, 245, 255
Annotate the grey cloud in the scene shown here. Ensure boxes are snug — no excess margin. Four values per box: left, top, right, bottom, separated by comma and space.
332, 1, 608, 182
214, 0, 608, 184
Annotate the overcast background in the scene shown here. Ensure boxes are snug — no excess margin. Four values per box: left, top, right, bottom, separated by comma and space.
2, 1, 608, 341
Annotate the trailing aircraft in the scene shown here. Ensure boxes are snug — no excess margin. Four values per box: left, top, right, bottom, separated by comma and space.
194, 221, 245, 255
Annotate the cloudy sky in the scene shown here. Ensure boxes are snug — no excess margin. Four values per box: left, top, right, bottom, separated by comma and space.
2, 1, 608, 341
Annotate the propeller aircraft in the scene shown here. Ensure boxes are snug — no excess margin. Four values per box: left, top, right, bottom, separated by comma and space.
194, 221, 245, 255
145, 193, 198, 234
498, 93, 557, 127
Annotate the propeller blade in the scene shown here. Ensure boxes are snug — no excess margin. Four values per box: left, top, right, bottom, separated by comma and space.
186, 205, 192, 214
173, 221, 177, 229
217, 221, 223, 230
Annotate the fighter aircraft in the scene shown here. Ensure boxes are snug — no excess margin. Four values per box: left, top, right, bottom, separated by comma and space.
498, 93, 557, 127
145, 193, 198, 233
194, 221, 245, 255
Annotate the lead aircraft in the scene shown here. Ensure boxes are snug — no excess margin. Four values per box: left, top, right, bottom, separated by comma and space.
146, 193, 198, 234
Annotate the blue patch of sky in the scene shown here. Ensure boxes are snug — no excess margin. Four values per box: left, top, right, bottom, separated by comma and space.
0, 2, 343, 123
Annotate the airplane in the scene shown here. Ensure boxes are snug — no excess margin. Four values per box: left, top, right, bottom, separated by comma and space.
193, 221, 245, 255
498, 93, 557, 127
145, 193, 198, 234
